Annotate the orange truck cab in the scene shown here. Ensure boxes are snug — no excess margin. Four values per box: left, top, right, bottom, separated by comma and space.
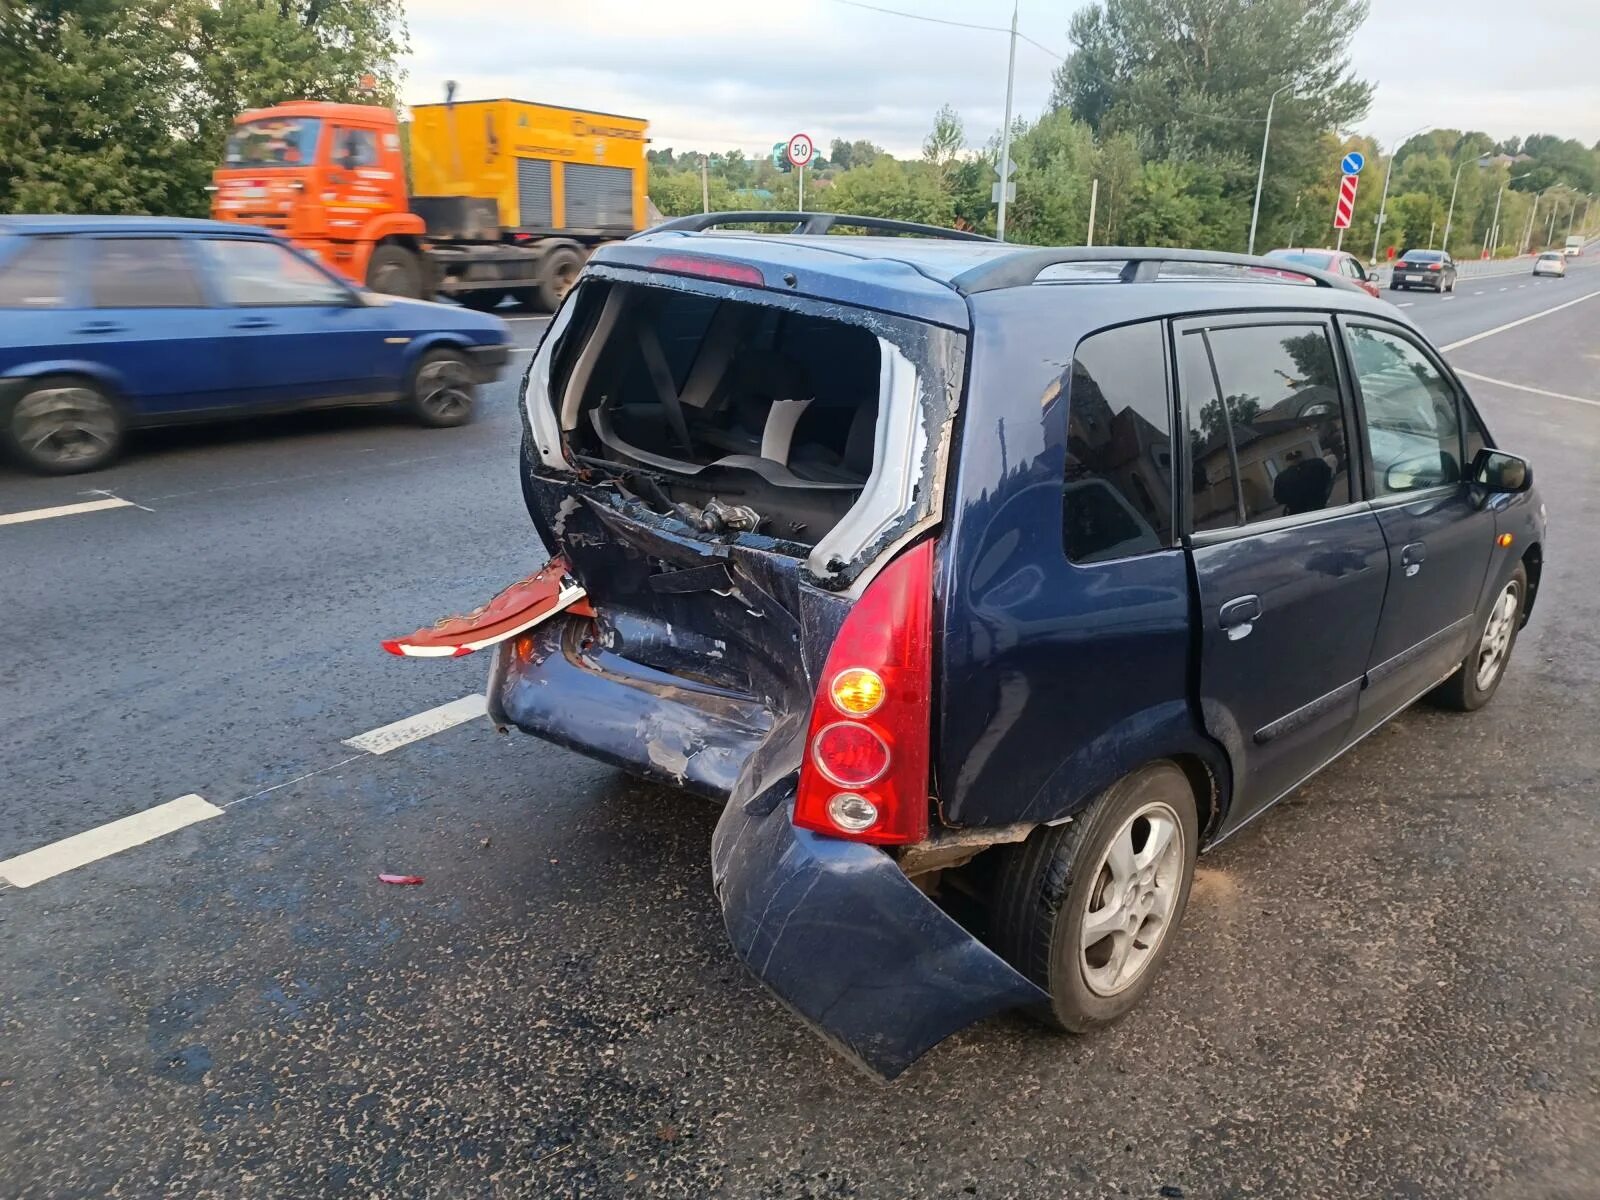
210, 101, 428, 295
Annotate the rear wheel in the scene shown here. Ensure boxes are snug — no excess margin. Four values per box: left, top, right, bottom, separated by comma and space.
406, 349, 476, 428
4, 376, 124, 474
1431, 564, 1527, 711
366, 244, 424, 298
990, 762, 1199, 1032
537, 246, 584, 311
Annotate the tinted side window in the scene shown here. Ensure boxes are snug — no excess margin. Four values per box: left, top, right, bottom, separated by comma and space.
1184, 321, 1356, 528
0, 236, 75, 308
1180, 329, 1239, 532
89, 239, 206, 308
1203, 324, 1352, 523
1063, 321, 1175, 563
1346, 325, 1462, 495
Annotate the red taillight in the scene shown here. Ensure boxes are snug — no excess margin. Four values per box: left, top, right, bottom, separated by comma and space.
1428, 262, 1442, 270
652, 253, 765, 287
794, 540, 935, 845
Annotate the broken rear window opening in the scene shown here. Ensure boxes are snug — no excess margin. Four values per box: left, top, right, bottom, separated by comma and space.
526, 268, 963, 588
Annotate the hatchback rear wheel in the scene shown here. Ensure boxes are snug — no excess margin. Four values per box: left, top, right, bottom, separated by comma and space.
5, 377, 124, 474
990, 761, 1199, 1032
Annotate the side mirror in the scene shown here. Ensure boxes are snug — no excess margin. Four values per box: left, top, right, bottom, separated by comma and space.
1473, 448, 1532, 493
1385, 452, 1455, 492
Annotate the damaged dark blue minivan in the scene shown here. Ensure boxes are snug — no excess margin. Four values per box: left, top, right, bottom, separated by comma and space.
474, 213, 1544, 1080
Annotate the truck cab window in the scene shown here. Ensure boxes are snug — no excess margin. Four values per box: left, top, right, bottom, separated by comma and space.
333, 127, 379, 170
1062, 321, 1175, 563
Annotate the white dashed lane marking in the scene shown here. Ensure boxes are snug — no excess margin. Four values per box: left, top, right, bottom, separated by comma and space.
1441, 288, 1600, 350
1455, 370, 1600, 410
0, 794, 221, 889
0, 497, 134, 527
342, 694, 490, 755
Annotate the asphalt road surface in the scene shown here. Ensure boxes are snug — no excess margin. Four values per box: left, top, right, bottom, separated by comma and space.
3, 267, 1598, 1199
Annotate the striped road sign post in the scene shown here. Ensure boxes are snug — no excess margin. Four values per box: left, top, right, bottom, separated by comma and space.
1333, 173, 1359, 248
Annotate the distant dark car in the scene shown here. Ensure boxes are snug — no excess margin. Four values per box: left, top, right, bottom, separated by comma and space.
422, 213, 1545, 1079
1390, 248, 1458, 293
1265, 247, 1381, 297
0, 216, 510, 474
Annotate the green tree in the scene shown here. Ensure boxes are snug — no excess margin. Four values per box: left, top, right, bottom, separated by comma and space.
0, 0, 409, 217
827, 158, 952, 227
921, 103, 965, 184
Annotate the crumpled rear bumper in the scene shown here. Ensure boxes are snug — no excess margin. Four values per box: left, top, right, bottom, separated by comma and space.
711, 789, 1049, 1081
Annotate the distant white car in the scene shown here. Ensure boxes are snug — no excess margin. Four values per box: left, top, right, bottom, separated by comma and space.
1533, 251, 1568, 277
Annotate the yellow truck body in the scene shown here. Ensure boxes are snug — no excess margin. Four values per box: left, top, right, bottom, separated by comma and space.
408, 99, 649, 234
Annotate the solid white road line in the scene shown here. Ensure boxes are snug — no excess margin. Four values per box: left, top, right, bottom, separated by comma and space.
0, 496, 133, 527
342, 694, 489, 755
1455, 370, 1600, 410
0, 794, 222, 889
1441, 288, 1600, 351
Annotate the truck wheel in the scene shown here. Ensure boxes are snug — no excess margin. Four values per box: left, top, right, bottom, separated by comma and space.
537, 246, 584, 311
367, 244, 424, 298
4, 376, 124, 474
406, 349, 476, 428
989, 762, 1199, 1033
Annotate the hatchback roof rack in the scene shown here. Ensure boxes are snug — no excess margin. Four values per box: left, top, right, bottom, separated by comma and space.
645, 211, 994, 242
950, 246, 1359, 294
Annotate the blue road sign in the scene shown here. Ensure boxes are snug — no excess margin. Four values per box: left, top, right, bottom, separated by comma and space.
1341, 151, 1365, 175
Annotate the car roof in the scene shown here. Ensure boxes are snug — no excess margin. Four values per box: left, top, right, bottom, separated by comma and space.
600, 224, 1386, 331
0, 215, 272, 237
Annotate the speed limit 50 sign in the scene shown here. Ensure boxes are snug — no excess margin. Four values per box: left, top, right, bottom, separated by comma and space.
785, 133, 815, 169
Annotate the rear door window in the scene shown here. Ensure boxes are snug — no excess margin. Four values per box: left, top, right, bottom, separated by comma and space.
1181, 321, 1355, 530
1062, 321, 1174, 563
88, 238, 206, 308
0, 236, 76, 308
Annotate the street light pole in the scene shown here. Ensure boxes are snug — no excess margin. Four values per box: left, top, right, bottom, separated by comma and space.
1441, 159, 1469, 254
1369, 125, 1428, 264
1248, 82, 1293, 256
1489, 184, 1507, 256
995, 2, 1018, 242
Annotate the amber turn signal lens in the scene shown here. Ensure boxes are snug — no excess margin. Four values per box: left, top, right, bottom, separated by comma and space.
1497, 533, 1514, 547
830, 667, 886, 716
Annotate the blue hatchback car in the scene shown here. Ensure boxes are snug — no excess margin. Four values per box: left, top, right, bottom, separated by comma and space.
0, 216, 510, 473
423, 214, 1544, 1079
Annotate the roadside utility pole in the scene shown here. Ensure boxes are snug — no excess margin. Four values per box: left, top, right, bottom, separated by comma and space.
1087, 178, 1098, 246
1442, 160, 1468, 254
995, 2, 1018, 241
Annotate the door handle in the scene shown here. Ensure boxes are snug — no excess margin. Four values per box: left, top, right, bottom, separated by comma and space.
74, 321, 125, 334
232, 317, 275, 330
1219, 594, 1263, 641
1401, 542, 1426, 577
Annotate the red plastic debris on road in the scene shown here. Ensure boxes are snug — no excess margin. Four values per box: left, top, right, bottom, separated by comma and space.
377, 873, 424, 885
380, 557, 592, 658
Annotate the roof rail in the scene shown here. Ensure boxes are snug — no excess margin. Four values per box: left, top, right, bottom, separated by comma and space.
949, 246, 1364, 295
643, 211, 994, 242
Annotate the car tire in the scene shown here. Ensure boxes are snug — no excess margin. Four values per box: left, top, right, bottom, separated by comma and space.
537, 246, 584, 311
406, 348, 476, 429
3, 376, 124, 475
366, 244, 424, 298
990, 761, 1199, 1033
1431, 562, 1528, 712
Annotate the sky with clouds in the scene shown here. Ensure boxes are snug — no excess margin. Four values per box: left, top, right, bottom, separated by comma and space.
402, 0, 1600, 158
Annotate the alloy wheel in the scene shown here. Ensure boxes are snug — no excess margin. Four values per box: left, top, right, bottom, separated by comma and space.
1079, 801, 1186, 997
1474, 580, 1520, 691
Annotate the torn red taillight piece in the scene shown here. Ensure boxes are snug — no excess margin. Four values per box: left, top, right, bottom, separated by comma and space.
381, 557, 592, 658
793, 540, 935, 846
